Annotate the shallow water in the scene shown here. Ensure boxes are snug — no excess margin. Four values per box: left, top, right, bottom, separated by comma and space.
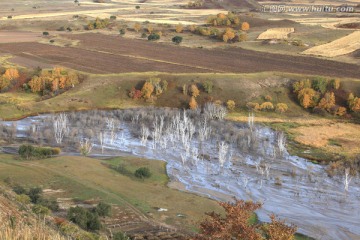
2, 110, 359, 240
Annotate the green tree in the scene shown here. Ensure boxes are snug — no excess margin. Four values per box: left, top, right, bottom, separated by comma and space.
134, 167, 151, 179
312, 77, 328, 94
203, 80, 213, 94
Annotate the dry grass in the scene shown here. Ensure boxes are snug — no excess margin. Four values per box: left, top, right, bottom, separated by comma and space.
0, 188, 66, 240
302, 31, 360, 57
257, 28, 295, 40
290, 123, 360, 156
0, 217, 66, 240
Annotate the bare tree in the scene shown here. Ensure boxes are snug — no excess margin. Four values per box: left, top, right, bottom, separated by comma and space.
140, 125, 150, 145
277, 131, 286, 155
248, 112, 254, 131
203, 103, 227, 120
218, 141, 229, 168
344, 168, 353, 192
53, 113, 68, 144
98, 131, 106, 153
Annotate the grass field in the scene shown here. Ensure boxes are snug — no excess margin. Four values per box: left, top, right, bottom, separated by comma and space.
0, 153, 222, 232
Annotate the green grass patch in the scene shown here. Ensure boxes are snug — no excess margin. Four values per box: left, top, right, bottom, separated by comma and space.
0, 154, 221, 231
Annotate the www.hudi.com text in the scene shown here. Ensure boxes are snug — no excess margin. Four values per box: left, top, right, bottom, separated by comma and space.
261, 5, 355, 13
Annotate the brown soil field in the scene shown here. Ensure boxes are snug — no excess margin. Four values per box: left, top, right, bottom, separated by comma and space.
0, 31, 42, 43
0, 33, 359, 78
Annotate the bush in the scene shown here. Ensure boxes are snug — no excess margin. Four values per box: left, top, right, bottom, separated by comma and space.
18, 145, 60, 159
32, 205, 50, 216
246, 102, 260, 111
18, 145, 35, 159
141, 32, 147, 38
114, 232, 130, 240
119, 28, 126, 35
147, 33, 160, 41
259, 102, 274, 111
94, 202, 111, 217
67, 206, 101, 231
135, 5, 140, 9
28, 187, 42, 204
42, 32, 49, 36
134, 167, 151, 179
172, 36, 183, 44
110, 15, 117, 20
226, 100, 236, 111
16, 194, 31, 204
13, 185, 27, 195
275, 103, 288, 113
40, 198, 59, 211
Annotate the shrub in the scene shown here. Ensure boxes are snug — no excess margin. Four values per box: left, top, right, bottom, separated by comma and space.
141, 32, 147, 38
13, 185, 27, 195
246, 102, 260, 111
134, 167, 151, 179
114, 232, 130, 240
18, 145, 35, 159
49, 39, 55, 43
175, 24, 184, 33
67, 206, 101, 231
264, 95, 272, 101
119, 28, 126, 35
28, 187, 42, 204
259, 102, 274, 111
135, 5, 140, 9
40, 198, 59, 211
42, 32, 49, 36
32, 205, 50, 216
172, 36, 183, 44
16, 194, 31, 204
148, 33, 160, 41
110, 15, 117, 20
275, 103, 288, 113
94, 202, 111, 217
226, 100, 236, 111
7, 15, 12, 19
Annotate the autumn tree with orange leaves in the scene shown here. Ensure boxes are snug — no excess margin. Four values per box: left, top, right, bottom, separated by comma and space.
0, 68, 20, 92
194, 199, 297, 240
222, 28, 236, 42
241, 22, 250, 31
28, 67, 79, 94
189, 96, 198, 109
